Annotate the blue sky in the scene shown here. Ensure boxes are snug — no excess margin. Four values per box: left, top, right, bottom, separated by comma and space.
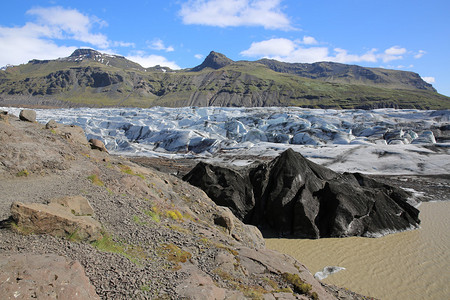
1, 0, 449, 96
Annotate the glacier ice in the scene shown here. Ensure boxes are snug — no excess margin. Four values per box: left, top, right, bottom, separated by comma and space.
2, 106, 449, 175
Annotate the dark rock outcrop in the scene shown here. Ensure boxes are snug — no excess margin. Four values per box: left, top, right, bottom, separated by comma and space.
184, 149, 420, 238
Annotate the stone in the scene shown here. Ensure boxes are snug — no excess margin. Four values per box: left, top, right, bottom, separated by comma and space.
242, 224, 265, 249
0, 253, 100, 300
176, 265, 227, 300
57, 124, 89, 145
89, 138, 108, 152
10, 201, 102, 242
236, 247, 334, 300
0, 110, 8, 124
213, 206, 235, 234
46, 119, 58, 129
49, 195, 95, 216
19, 109, 36, 122
184, 148, 421, 238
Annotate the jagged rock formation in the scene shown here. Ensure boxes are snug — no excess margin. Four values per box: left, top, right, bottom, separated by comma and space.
0, 49, 448, 109
184, 149, 421, 238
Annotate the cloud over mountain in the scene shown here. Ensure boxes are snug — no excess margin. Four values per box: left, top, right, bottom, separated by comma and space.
179, 0, 293, 30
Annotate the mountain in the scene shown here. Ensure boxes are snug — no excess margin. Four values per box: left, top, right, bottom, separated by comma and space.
190, 51, 234, 72
256, 59, 436, 91
0, 49, 449, 109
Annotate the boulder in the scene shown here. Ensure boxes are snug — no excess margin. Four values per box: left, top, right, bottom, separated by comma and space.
175, 265, 227, 300
56, 124, 89, 145
213, 206, 235, 234
236, 247, 334, 300
49, 195, 95, 216
89, 138, 108, 152
0, 110, 8, 123
0, 253, 100, 300
19, 109, 36, 122
10, 201, 102, 242
46, 119, 58, 129
184, 149, 420, 238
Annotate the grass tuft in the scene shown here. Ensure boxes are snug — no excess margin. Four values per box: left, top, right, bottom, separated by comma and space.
282, 273, 315, 297
144, 207, 160, 223
158, 243, 192, 270
16, 169, 29, 177
166, 210, 183, 221
91, 232, 148, 264
87, 174, 104, 186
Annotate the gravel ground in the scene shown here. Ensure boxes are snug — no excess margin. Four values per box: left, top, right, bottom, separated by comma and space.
0, 113, 384, 299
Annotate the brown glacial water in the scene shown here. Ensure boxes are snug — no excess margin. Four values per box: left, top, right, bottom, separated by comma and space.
266, 201, 450, 300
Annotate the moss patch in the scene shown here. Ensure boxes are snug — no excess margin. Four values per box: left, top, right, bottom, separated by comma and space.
87, 174, 104, 186
157, 243, 192, 270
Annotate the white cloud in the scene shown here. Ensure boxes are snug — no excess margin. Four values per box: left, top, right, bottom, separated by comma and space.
195, 54, 204, 59
384, 46, 406, 55
241, 38, 414, 65
414, 50, 426, 59
148, 38, 175, 52
179, 0, 294, 30
380, 46, 406, 62
0, 23, 78, 66
127, 52, 180, 69
333, 48, 377, 63
241, 38, 296, 57
0, 6, 135, 67
421, 76, 435, 84
300, 36, 318, 45
27, 6, 109, 48
113, 41, 135, 48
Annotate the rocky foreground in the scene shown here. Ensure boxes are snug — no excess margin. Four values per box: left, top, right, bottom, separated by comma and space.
0, 110, 373, 299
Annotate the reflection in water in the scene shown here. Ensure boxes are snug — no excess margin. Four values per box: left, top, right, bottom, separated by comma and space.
265, 201, 450, 300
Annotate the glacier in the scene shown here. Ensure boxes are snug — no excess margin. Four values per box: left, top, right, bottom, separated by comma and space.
2, 106, 449, 175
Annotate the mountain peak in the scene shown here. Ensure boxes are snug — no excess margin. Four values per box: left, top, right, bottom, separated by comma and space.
69, 49, 102, 58
191, 51, 234, 72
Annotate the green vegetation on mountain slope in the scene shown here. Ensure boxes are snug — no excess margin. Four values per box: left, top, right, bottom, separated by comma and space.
0, 49, 448, 109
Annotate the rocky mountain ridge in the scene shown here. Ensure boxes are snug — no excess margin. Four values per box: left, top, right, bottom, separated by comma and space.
0, 49, 448, 109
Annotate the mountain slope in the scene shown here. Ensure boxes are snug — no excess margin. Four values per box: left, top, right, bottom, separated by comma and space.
256, 59, 435, 91
0, 109, 370, 299
0, 49, 448, 109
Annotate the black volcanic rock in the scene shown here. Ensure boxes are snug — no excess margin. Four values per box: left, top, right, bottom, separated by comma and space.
183, 162, 255, 221
183, 149, 420, 238
191, 51, 234, 72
